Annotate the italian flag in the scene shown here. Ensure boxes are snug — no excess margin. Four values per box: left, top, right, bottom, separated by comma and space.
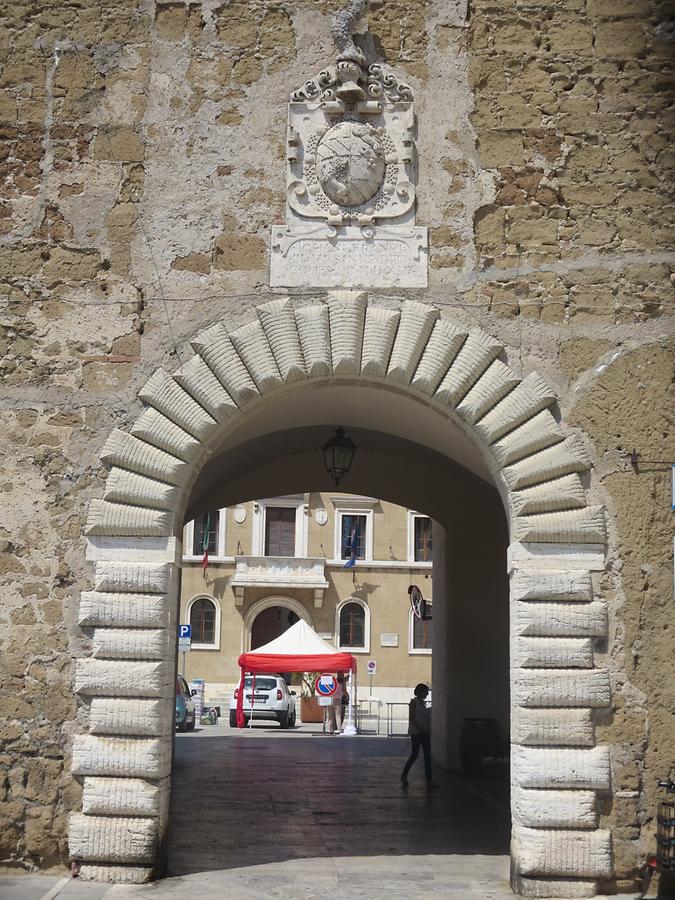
201, 513, 211, 575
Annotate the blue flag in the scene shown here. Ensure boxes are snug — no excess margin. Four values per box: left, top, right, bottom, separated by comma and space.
344, 555, 356, 569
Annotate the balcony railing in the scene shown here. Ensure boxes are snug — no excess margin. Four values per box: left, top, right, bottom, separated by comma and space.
230, 556, 329, 606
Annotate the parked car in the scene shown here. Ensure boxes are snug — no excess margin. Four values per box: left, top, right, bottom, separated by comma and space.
175, 675, 196, 732
229, 675, 297, 728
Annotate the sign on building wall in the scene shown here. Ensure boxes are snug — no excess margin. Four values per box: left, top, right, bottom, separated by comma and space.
380, 633, 399, 647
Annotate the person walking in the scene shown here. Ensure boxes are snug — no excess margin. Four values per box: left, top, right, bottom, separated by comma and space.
401, 683, 432, 784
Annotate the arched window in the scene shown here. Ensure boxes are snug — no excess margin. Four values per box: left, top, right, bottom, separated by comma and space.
337, 599, 369, 651
188, 597, 219, 648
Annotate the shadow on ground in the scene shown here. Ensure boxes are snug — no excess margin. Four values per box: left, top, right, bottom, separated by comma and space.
167, 731, 511, 877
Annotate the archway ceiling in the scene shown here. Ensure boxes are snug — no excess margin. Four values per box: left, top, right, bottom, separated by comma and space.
185, 424, 502, 529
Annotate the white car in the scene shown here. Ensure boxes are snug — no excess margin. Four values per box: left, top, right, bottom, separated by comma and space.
229, 675, 297, 728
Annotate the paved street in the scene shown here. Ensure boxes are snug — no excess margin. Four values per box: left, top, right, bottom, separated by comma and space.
0, 725, 641, 899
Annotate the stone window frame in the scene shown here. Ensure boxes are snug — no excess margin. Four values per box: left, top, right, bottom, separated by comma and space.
182, 508, 228, 562
331, 500, 375, 563
185, 594, 221, 651
335, 596, 371, 654
408, 604, 432, 655
251, 495, 309, 558
406, 511, 434, 565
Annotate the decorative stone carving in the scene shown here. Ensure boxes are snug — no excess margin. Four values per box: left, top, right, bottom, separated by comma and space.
270, 3, 427, 288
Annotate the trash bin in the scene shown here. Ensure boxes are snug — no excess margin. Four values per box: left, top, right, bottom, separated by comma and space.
459, 718, 501, 774
189, 678, 205, 722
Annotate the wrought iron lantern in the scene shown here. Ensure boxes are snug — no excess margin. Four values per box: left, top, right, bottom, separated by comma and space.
322, 426, 356, 487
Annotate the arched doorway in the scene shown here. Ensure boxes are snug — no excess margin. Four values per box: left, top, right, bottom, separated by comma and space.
248, 601, 300, 650
69, 293, 610, 896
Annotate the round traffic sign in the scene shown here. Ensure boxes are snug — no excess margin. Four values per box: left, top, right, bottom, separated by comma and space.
315, 673, 337, 697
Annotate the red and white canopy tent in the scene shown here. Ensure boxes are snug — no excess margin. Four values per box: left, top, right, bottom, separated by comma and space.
236, 619, 357, 731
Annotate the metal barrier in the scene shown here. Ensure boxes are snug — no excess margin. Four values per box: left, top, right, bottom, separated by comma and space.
356, 699, 380, 734
385, 702, 410, 738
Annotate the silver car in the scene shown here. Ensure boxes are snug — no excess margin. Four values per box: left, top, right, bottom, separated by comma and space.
229, 675, 296, 728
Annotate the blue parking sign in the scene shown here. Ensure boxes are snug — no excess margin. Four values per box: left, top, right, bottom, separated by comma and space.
179, 624, 191, 639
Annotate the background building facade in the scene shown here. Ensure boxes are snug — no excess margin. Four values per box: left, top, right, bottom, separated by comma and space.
179, 493, 433, 707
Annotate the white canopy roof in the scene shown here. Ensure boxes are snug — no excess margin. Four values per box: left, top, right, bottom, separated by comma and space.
251, 618, 343, 656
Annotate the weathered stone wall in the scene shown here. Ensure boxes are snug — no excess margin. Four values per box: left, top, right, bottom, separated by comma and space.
0, 0, 672, 891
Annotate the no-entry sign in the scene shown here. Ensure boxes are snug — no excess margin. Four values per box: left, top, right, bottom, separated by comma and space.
315, 673, 337, 697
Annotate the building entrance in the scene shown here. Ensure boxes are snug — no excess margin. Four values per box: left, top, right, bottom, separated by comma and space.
70, 293, 610, 896
250, 606, 299, 650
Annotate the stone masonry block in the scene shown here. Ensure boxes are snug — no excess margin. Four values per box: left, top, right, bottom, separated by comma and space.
78, 864, 154, 884
91, 628, 167, 660
512, 874, 597, 898
511, 570, 593, 602
386, 300, 438, 384
475, 373, 557, 444
257, 297, 306, 383
512, 787, 597, 829
85, 500, 172, 537
513, 601, 607, 638
104, 468, 180, 511
512, 824, 612, 878
513, 637, 594, 669
94, 562, 172, 595
327, 291, 367, 376
74, 659, 172, 698
191, 323, 259, 407
138, 369, 217, 441
69, 813, 159, 864
79, 591, 170, 628
89, 698, 168, 736
295, 304, 332, 378
71, 736, 171, 778
230, 319, 282, 394
82, 777, 161, 816
513, 669, 610, 708
456, 359, 520, 424
130, 408, 200, 461
510, 473, 587, 516
512, 708, 595, 747
513, 507, 606, 544
411, 319, 467, 395
173, 355, 239, 423
100, 429, 187, 485
361, 306, 400, 377
502, 436, 590, 490
434, 332, 502, 407
512, 745, 611, 790
491, 409, 564, 467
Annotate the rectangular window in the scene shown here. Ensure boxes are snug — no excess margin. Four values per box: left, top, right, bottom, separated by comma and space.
341, 514, 366, 560
412, 612, 432, 651
264, 507, 296, 557
414, 516, 433, 562
192, 511, 220, 556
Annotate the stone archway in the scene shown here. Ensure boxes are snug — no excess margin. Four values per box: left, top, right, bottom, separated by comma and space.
69, 292, 610, 897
